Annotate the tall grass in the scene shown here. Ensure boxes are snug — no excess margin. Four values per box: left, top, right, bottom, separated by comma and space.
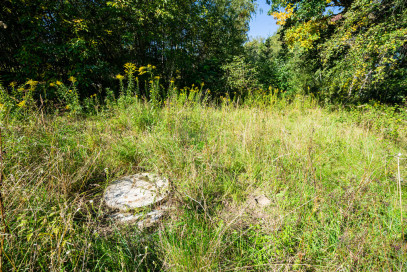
0, 76, 406, 271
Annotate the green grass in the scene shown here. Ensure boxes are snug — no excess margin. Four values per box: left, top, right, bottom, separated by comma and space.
1, 93, 407, 271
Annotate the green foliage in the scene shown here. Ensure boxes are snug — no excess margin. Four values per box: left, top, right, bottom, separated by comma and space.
0, 0, 255, 97
222, 34, 294, 95
319, 0, 407, 102
222, 55, 260, 94
267, 0, 407, 103
53, 78, 83, 115
245, 36, 284, 88
0, 64, 183, 117
342, 101, 407, 142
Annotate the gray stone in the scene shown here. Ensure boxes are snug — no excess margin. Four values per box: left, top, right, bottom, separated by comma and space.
109, 209, 166, 225
104, 173, 170, 211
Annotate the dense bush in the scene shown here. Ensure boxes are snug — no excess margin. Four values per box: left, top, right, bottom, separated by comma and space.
266, 0, 407, 103
0, 0, 255, 96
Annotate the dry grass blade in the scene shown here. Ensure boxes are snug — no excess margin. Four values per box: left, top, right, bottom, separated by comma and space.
0, 127, 9, 272
397, 153, 404, 240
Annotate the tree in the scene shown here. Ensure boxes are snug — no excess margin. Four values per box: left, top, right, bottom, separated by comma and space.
267, 0, 407, 103
0, 0, 255, 97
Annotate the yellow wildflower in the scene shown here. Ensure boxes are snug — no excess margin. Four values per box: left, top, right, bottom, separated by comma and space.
17, 100, 26, 107
56, 81, 63, 86
124, 63, 137, 74
49, 83, 56, 87
115, 74, 124, 80
9, 81, 17, 87
154, 76, 160, 80
17, 87, 24, 92
68, 76, 77, 83
68, 89, 72, 93
65, 105, 70, 110
26, 79, 38, 86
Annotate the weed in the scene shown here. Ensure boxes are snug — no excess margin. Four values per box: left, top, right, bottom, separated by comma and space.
1, 83, 407, 271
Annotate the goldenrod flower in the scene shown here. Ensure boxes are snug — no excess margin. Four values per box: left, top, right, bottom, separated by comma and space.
65, 105, 70, 109
9, 81, 17, 87
154, 76, 160, 80
124, 63, 137, 74
17, 100, 26, 107
68, 76, 77, 83
68, 89, 72, 93
49, 83, 56, 87
115, 74, 124, 80
17, 87, 24, 92
56, 81, 63, 86
26, 79, 38, 86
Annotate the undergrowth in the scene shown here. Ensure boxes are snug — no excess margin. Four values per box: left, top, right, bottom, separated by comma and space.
0, 72, 407, 271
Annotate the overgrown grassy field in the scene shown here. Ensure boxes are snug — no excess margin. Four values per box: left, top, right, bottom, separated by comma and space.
2, 92, 407, 271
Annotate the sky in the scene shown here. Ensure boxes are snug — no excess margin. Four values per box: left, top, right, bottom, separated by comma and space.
248, 1, 279, 40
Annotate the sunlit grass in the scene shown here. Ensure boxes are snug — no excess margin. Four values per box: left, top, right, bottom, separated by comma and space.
1, 83, 407, 270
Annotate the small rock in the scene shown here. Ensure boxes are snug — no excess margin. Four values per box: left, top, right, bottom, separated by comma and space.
254, 195, 272, 207
247, 194, 272, 209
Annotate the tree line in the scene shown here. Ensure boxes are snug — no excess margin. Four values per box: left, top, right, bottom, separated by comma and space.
235, 0, 407, 103
1, 0, 255, 97
1, 0, 406, 103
